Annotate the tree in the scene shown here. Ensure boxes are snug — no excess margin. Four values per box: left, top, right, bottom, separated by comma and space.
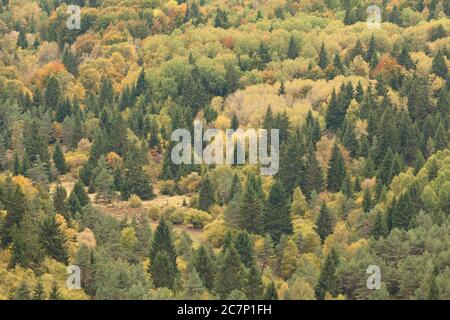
371, 211, 384, 240
1, 181, 28, 246
432, 50, 448, 78
53, 185, 69, 218
327, 144, 346, 192
33, 281, 45, 300
121, 144, 154, 200
24, 119, 49, 164
215, 244, 245, 298
14, 281, 31, 300
40, 215, 69, 264
192, 245, 216, 291
45, 76, 61, 111
49, 282, 61, 300
264, 281, 278, 300
263, 181, 293, 242
12, 150, 20, 175
94, 156, 115, 203
62, 46, 77, 75
238, 174, 265, 233
316, 204, 334, 243
17, 28, 28, 49
291, 187, 307, 216
198, 174, 215, 211
70, 180, 90, 207
9, 215, 43, 269
287, 35, 299, 59
363, 188, 372, 212
53, 143, 68, 174
258, 41, 271, 66
315, 248, 340, 300
325, 89, 343, 132
149, 219, 179, 289
184, 268, 206, 298
27, 156, 49, 188
318, 42, 328, 69
245, 265, 264, 299
234, 231, 255, 268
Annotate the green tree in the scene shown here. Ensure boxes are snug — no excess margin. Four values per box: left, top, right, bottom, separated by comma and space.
432, 50, 448, 78
53, 185, 69, 218
245, 265, 264, 299
49, 281, 61, 300
287, 35, 299, 60
39, 215, 69, 264
198, 174, 215, 211
14, 281, 31, 300
238, 174, 264, 233
70, 180, 90, 207
263, 181, 293, 242
314, 247, 340, 300
44, 76, 61, 111
53, 143, 68, 174
318, 42, 328, 69
33, 281, 45, 300
316, 204, 334, 243
215, 244, 245, 298
327, 144, 346, 192
192, 245, 216, 291
17, 28, 28, 49
264, 281, 278, 300
234, 231, 255, 268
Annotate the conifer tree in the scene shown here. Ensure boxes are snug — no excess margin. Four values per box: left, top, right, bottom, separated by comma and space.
184, 268, 206, 298
432, 50, 448, 78
371, 211, 384, 240
12, 150, 20, 176
366, 35, 377, 64
258, 41, 271, 66
198, 174, 215, 212
17, 28, 28, 49
303, 142, 323, 196
53, 143, 68, 174
215, 244, 245, 298
149, 219, 179, 289
327, 143, 346, 192
33, 281, 45, 300
70, 180, 90, 207
238, 174, 265, 234
44, 76, 61, 111
192, 245, 216, 291
434, 120, 448, 151
1, 182, 28, 246
49, 282, 61, 300
263, 281, 278, 300
39, 215, 69, 264
363, 188, 372, 212
62, 46, 77, 75
263, 181, 293, 242
325, 89, 343, 132
314, 247, 340, 300
234, 231, 255, 268
318, 42, 328, 69
245, 265, 264, 299
316, 204, 334, 243
287, 35, 299, 60
53, 184, 69, 218
9, 215, 43, 269
14, 281, 31, 300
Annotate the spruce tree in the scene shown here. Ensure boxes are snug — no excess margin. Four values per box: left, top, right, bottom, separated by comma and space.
17, 28, 28, 49
62, 46, 77, 75
149, 219, 179, 289
70, 180, 90, 207
121, 144, 154, 200
263, 281, 278, 300
287, 35, 299, 60
215, 244, 245, 298
53, 185, 69, 218
432, 50, 448, 78
314, 248, 340, 300
325, 89, 343, 132
371, 211, 384, 240
12, 150, 20, 176
33, 281, 45, 300
245, 265, 264, 299
327, 143, 346, 192
316, 204, 334, 243
318, 42, 328, 69
234, 231, 255, 268
238, 174, 265, 234
14, 281, 31, 300
192, 245, 216, 291
198, 174, 215, 212
39, 215, 69, 264
263, 181, 293, 242
44, 76, 61, 111
362, 188, 372, 212
49, 282, 61, 300
53, 143, 68, 174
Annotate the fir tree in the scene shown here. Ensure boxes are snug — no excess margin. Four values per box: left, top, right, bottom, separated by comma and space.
327, 143, 346, 192
39, 215, 69, 264
325, 89, 343, 132
149, 219, 179, 289
432, 50, 448, 78
314, 247, 340, 300
234, 231, 255, 268
264, 281, 278, 300
192, 245, 216, 291
12, 150, 20, 176
371, 211, 384, 240
318, 42, 328, 69
53, 143, 68, 174
245, 265, 264, 299
49, 282, 61, 300
287, 35, 299, 60
70, 180, 90, 207
44, 76, 61, 111
316, 204, 334, 243
53, 185, 69, 218
62, 46, 77, 75
33, 281, 45, 300
215, 244, 245, 298
238, 174, 265, 233
198, 174, 215, 211
17, 28, 28, 49
263, 181, 293, 242
14, 281, 31, 300
362, 188, 372, 212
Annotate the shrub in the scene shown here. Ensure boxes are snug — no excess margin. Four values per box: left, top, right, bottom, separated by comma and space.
160, 180, 177, 195
169, 208, 185, 225
129, 194, 142, 208
148, 206, 161, 221
185, 208, 212, 229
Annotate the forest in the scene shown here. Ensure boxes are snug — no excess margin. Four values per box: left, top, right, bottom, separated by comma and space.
0, 0, 449, 300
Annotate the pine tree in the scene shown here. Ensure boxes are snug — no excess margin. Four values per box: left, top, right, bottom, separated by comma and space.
263, 181, 293, 242
198, 174, 215, 211
75, 244, 96, 296
53, 143, 68, 174
98, 76, 114, 109
62, 46, 77, 75
287, 35, 299, 60
371, 211, 384, 240
434, 120, 448, 151
70, 180, 90, 207
318, 42, 328, 69
327, 143, 346, 192
366, 35, 377, 64
314, 247, 340, 300
53, 185, 69, 218
303, 142, 323, 196
14, 281, 31, 300
184, 268, 206, 298
325, 89, 343, 132
12, 150, 20, 176
215, 244, 245, 298
44, 76, 61, 111
17, 28, 28, 49
238, 174, 264, 234
316, 204, 334, 243
263, 281, 278, 300
24, 119, 50, 164
1, 181, 28, 246
192, 245, 216, 291
93, 156, 115, 203
149, 219, 179, 289
362, 188, 372, 212
258, 41, 271, 66
33, 281, 45, 300
245, 265, 264, 299
39, 215, 69, 264
432, 50, 448, 78
49, 282, 61, 300
234, 231, 255, 268
9, 215, 43, 269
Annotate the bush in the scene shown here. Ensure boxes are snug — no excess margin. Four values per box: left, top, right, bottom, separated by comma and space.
148, 206, 161, 221
169, 208, 185, 225
177, 172, 201, 194
129, 194, 142, 208
160, 180, 177, 195
185, 209, 212, 229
